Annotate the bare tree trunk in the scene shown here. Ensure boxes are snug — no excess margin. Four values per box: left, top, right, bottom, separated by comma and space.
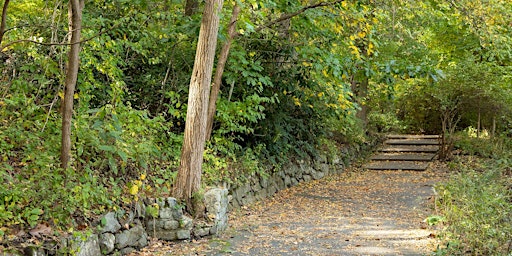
173, 0, 224, 203
356, 76, 368, 129
60, 0, 83, 170
205, 4, 240, 141
0, 0, 10, 46
184, 0, 199, 16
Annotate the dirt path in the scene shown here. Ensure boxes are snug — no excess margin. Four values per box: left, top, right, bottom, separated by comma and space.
133, 163, 448, 256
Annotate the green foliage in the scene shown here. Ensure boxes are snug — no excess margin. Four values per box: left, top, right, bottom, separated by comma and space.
434, 133, 512, 255
1, 0, 510, 241
424, 215, 445, 226
367, 111, 407, 134
435, 158, 512, 255
454, 130, 512, 159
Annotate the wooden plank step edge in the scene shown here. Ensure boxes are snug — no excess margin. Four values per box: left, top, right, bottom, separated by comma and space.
370, 153, 436, 161
386, 134, 441, 139
384, 139, 441, 145
363, 161, 430, 171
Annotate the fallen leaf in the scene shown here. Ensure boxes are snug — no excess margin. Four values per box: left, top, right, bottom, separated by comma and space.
29, 223, 52, 237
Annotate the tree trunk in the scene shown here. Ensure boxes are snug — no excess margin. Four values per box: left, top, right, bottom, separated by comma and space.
0, 0, 10, 46
60, 0, 83, 170
173, 0, 224, 203
356, 76, 368, 129
205, 4, 240, 141
184, 0, 199, 16
350, 73, 369, 129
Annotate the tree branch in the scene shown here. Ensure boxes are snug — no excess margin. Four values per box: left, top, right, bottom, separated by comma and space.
0, 21, 121, 51
0, 0, 10, 46
255, 0, 343, 32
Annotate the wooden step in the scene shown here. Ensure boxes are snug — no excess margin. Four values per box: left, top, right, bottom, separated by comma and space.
386, 134, 441, 139
384, 139, 440, 146
380, 145, 439, 153
363, 161, 430, 171
370, 153, 437, 161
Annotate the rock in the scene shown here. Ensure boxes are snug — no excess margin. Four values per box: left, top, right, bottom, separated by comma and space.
119, 247, 135, 255
99, 233, 115, 254
260, 177, 268, 188
241, 194, 255, 205
291, 177, 298, 186
137, 232, 148, 248
145, 219, 165, 231
194, 227, 211, 237
251, 181, 262, 191
152, 230, 177, 241
276, 177, 285, 190
284, 175, 291, 187
134, 201, 146, 218
233, 189, 243, 206
303, 175, 312, 182
159, 207, 173, 219
176, 229, 190, 240
267, 185, 277, 197
100, 212, 121, 233
115, 225, 146, 249
164, 220, 180, 230
73, 234, 102, 256
312, 169, 325, 180
155, 198, 166, 208
332, 155, 341, 165
181, 215, 193, 229
204, 188, 229, 234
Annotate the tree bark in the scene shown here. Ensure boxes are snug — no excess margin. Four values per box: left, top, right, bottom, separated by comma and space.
60, 0, 83, 170
205, 4, 240, 141
184, 0, 199, 16
0, 0, 10, 46
355, 76, 368, 129
173, 0, 224, 203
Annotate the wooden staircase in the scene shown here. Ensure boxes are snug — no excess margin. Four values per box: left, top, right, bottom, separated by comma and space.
364, 134, 441, 171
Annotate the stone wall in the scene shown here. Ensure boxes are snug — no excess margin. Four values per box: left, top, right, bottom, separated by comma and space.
229, 144, 368, 209
3, 189, 230, 256
3, 142, 375, 255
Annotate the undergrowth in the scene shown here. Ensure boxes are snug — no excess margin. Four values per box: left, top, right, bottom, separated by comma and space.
433, 133, 512, 255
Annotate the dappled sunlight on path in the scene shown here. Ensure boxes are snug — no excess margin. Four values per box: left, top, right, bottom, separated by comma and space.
132, 163, 448, 255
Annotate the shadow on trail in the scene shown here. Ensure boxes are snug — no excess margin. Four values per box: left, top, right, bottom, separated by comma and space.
203, 167, 447, 256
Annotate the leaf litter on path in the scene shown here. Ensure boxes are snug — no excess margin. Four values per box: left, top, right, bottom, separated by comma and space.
131, 163, 449, 256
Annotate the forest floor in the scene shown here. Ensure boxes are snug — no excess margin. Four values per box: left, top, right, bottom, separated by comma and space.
132, 161, 449, 256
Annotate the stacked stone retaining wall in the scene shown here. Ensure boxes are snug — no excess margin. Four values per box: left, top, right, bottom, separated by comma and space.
3, 142, 376, 255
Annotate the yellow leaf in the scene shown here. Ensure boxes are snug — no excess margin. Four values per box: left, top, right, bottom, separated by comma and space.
58, 91, 64, 99
73, 93, 79, 99
293, 97, 301, 107
129, 184, 139, 195
140, 173, 146, 180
